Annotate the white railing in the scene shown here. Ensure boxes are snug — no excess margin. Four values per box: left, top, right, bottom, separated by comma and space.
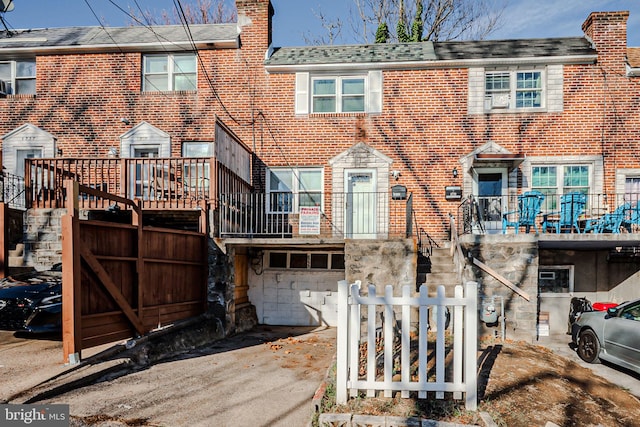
336, 280, 478, 411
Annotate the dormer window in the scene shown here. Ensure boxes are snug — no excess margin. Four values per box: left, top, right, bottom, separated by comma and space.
0, 59, 36, 95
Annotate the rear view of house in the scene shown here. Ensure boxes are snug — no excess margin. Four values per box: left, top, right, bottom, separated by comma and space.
0, 1, 638, 348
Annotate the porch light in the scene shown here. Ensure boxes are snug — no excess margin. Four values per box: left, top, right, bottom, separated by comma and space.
452, 168, 458, 178
108, 147, 118, 158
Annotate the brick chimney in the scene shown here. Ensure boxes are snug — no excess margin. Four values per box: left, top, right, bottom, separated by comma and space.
582, 11, 629, 72
236, 0, 274, 51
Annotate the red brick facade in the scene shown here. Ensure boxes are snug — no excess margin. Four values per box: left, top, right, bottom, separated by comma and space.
0, 1, 638, 243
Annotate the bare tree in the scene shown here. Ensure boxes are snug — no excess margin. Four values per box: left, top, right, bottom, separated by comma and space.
311, 0, 505, 44
129, 0, 236, 26
303, 7, 344, 46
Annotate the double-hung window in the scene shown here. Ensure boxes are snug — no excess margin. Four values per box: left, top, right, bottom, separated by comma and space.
532, 165, 590, 210
267, 168, 323, 213
143, 53, 197, 92
485, 69, 543, 110
312, 76, 365, 113
295, 71, 382, 115
0, 59, 36, 95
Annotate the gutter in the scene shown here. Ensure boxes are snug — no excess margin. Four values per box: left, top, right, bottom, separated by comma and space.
264, 54, 598, 73
0, 39, 240, 55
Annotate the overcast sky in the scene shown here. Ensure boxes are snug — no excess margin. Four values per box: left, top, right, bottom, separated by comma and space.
1, 0, 639, 47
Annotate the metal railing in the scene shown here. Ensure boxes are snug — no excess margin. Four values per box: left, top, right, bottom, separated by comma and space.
458, 192, 640, 235
1, 171, 26, 209
219, 191, 412, 239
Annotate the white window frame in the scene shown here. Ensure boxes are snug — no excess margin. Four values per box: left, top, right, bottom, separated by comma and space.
295, 71, 382, 115
266, 167, 324, 214
142, 53, 197, 92
531, 163, 592, 211
538, 265, 574, 294
311, 75, 366, 113
484, 67, 545, 111
0, 59, 36, 95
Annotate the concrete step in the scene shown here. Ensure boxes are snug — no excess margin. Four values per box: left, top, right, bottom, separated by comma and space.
424, 271, 459, 287
8, 256, 25, 267
8, 243, 24, 257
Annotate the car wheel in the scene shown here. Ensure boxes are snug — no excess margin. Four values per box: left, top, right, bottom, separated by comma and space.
577, 329, 601, 363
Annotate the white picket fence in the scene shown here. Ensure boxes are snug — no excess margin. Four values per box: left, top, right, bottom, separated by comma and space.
336, 280, 478, 411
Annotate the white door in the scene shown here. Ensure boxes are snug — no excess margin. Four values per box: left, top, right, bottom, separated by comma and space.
346, 170, 376, 239
131, 146, 159, 199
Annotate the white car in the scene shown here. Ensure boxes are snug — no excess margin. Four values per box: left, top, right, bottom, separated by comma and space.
571, 298, 640, 375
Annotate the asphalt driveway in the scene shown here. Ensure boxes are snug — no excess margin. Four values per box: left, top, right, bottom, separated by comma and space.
0, 326, 336, 427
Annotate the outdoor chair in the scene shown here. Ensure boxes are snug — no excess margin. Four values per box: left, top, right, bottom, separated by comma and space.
502, 190, 545, 234
541, 192, 587, 233
622, 203, 640, 232
583, 202, 631, 234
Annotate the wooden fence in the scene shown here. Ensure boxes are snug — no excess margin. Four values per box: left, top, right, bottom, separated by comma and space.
62, 180, 208, 363
336, 280, 478, 411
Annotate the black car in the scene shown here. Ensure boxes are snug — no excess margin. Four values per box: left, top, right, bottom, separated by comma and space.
0, 267, 62, 334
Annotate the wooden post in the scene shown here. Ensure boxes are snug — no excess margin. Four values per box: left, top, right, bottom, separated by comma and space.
62, 180, 82, 364
120, 158, 127, 200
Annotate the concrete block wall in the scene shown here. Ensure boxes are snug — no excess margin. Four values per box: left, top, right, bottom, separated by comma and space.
23, 208, 64, 270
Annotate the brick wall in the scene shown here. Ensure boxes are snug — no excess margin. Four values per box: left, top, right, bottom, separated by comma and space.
0, 5, 638, 245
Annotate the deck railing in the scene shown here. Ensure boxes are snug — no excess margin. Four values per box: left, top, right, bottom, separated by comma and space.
24, 157, 230, 210
219, 191, 412, 239
459, 192, 640, 235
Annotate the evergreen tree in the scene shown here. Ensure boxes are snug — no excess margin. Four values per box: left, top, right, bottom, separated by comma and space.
375, 22, 390, 43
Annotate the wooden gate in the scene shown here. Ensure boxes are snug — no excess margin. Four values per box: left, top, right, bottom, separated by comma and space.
61, 181, 208, 362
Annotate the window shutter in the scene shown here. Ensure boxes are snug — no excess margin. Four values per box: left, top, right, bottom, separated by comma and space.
546, 64, 563, 112
467, 67, 485, 115
295, 72, 310, 115
367, 70, 382, 113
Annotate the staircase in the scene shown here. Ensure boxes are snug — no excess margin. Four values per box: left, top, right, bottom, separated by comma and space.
421, 246, 460, 296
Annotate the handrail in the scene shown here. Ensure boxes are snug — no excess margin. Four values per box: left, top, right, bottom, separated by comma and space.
449, 213, 468, 282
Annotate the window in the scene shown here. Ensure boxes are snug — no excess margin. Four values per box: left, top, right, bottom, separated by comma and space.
143, 53, 196, 92
538, 266, 574, 293
312, 76, 365, 113
267, 251, 344, 270
295, 71, 382, 115
625, 177, 640, 204
267, 168, 323, 213
182, 142, 212, 195
0, 59, 36, 95
485, 69, 543, 110
532, 165, 590, 210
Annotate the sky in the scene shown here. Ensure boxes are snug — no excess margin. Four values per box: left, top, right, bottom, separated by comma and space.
0, 0, 639, 47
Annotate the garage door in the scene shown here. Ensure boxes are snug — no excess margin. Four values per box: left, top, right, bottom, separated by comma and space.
248, 250, 345, 326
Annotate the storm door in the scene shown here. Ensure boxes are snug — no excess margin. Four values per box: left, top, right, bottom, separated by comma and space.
131, 146, 160, 199
345, 170, 376, 238
474, 169, 507, 233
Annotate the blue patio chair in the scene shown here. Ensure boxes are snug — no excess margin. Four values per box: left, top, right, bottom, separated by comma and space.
541, 192, 587, 233
583, 202, 631, 233
622, 203, 640, 232
502, 191, 545, 234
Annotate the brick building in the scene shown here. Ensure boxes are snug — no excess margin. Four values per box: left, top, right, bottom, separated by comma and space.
0, 0, 638, 339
